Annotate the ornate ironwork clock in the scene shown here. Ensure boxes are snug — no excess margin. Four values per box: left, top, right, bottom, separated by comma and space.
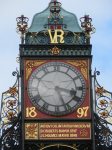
27, 61, 87, 116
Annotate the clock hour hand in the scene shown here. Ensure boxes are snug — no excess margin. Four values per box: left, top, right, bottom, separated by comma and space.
55, 86, 76, 96
55, 87, 67, 111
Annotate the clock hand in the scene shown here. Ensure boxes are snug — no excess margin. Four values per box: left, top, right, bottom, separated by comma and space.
55, 86, 76, 95
55, 87, 67, 111
56, 87, 80, 102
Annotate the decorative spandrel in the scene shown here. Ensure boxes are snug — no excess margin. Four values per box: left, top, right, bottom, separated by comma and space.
0, 70, 21, 150
94, 69, 112, 149
1, 70, 19, 134
94, 113, 112, 149
1, 112, 22, 150
95, 81, 112, 123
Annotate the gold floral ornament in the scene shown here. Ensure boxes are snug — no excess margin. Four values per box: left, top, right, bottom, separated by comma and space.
96, 87, 105, 96
8, 87, 18, 97
80, 129, 88, 137
50, 46, 61, 55
7, 100, 16, 108
7, 110, 16, 120
26, 60, 46, 80
3, 117, 9, 124
98, 99, 108, 107
66, 61, 87, 80
99, 110, 108, 119
25, 123, 38, 139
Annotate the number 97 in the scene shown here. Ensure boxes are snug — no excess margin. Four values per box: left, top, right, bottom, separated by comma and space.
77, 106, 89, 118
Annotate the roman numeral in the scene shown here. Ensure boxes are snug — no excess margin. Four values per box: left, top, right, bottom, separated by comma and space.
42, 103, 49, 110
54, 65, 60, 71
32, 76, 41, 81
76, 86, 83, 90
33, 95, 41, 102
55, 106, 60, 112
72, 95, 81, 102
66, 104, 71, 110
42, 67, 49, 74
73, 75, 80, 81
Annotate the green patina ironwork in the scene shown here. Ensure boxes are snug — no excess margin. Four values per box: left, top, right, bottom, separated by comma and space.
25, 0, 86, 46
24, 0, 88, 56
29, 6, 81, 33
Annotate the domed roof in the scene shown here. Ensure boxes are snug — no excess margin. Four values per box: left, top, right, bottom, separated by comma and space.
29, 0, 81, 33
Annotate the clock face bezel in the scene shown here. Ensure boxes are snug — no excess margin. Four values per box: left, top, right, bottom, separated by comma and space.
27, 61, 87, 117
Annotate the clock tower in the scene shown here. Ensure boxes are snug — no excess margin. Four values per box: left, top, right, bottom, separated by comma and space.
1, 1, 112, 150
18, 0, 95, 149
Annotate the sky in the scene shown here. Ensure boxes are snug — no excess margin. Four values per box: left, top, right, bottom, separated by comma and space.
0, 0, 112, 122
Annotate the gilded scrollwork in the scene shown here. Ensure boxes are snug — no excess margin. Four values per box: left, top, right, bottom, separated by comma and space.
73, 33, 81, 44
26, 60, 46, 80
95, 84, 112, 123
30, 32, 39, 44
66, 60, 87, 80
1, 70, 19, 133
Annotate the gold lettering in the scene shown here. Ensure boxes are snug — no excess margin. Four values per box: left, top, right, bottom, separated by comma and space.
83, 106, 89, 117
26, 107, 37, 118
77, 108, 84, 118
40, 134, 58, 138
70, 134, 77, 137
48, 29, 64, 44
77, 106, 89, 118
40, 129, 44, 133
59, 129, 69, 133
70, 129, 77, 133
58, 134, 69, 137
26, 107, 29, 117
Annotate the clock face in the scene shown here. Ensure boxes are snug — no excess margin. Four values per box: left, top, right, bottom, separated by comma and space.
27, 61, 87, 116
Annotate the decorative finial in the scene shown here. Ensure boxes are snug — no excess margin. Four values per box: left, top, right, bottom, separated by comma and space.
15, 14, 29, 44
49, 0, 62, 14
80, 14, 96, 39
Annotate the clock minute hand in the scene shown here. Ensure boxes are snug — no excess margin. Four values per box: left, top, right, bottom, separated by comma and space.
56, 87, 76, 95
55, 87, 67, 111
